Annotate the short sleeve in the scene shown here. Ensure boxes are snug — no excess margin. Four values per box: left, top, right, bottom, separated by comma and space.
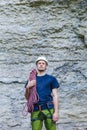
51, 76, 60, 89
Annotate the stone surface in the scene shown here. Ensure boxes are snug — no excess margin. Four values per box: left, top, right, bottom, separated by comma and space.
0, 0, 87, 129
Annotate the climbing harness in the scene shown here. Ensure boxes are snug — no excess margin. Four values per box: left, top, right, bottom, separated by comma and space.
31, 102, 55, 124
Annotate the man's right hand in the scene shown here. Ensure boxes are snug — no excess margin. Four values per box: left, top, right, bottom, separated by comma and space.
25, 80, 36, 100
27, 80, 36, 88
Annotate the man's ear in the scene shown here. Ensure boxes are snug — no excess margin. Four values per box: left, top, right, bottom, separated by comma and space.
46, 64, 48, 70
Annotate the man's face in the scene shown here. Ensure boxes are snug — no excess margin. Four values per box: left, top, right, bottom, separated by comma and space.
36, 60, 47, 71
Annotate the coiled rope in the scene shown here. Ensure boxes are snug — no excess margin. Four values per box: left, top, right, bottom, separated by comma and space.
22, 69, 39, 116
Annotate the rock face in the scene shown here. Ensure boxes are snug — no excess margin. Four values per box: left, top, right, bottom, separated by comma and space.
0, 0, 87, 130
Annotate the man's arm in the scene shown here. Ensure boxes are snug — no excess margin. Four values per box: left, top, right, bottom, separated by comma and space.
52, 88, 59, 122
25, 80, 36, 100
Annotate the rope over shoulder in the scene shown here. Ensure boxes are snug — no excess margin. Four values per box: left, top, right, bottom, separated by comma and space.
22, 69, 39, 116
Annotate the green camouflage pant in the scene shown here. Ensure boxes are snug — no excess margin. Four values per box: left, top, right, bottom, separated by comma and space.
31, 109, 56, 130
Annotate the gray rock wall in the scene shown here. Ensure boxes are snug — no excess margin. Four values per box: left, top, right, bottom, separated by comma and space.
0, 0, 87, 130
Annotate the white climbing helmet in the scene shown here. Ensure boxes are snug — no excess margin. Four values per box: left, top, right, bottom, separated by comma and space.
36, 56, 48, 65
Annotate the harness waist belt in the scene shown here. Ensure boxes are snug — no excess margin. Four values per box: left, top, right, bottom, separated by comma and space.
34, 102, 54, 111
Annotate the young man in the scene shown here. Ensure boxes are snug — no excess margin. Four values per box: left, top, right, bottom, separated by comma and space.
25, 56, 60, 130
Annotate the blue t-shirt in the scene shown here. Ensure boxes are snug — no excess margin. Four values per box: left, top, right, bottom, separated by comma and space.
25, 74, 59, 110
34, 74, 59, 110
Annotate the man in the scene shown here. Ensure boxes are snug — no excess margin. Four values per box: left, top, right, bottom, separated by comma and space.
25, 56, 60, 130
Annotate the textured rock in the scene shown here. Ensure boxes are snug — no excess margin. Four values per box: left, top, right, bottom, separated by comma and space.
0, 0, 87, 130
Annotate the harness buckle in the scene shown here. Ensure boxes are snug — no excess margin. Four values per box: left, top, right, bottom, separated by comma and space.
38, 105, 42, 112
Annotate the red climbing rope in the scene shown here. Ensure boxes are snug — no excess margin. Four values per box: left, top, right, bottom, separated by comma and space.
22, 69, 39, 116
